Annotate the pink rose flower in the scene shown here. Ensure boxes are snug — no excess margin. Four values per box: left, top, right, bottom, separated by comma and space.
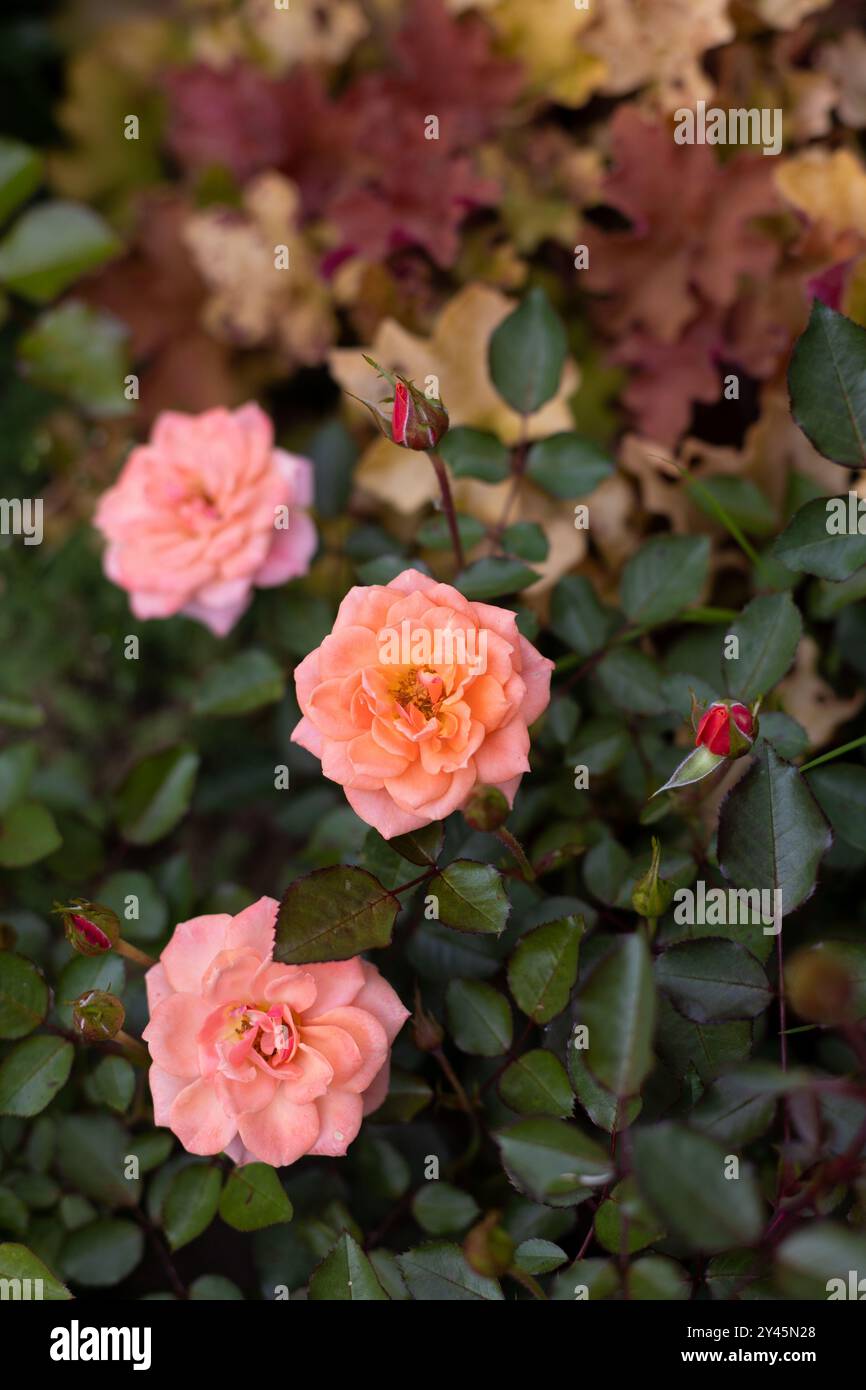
291, 568, 553, 839
142, 897, 408, 1166
94, 403, 317, 636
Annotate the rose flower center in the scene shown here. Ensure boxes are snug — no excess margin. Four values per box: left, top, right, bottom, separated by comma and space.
223, 1001, 298, 1071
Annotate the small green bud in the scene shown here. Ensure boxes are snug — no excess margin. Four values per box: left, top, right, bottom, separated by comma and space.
462, 784, 510, 833
72, 990, 126, 1042
631, 837, 675, 918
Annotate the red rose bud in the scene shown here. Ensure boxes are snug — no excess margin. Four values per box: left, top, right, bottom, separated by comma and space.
352, 356, 450, 451
53, 899, 120, 956
72, 989, 125, 1041
695, 701, 755, 758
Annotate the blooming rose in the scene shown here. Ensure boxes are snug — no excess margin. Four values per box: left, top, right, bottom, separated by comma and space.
142, 898, 408, 1166
94, 403, 316, 636
291, 568, 553, 838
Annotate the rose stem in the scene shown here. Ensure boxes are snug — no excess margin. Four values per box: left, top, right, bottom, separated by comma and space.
427, 451, 465, 570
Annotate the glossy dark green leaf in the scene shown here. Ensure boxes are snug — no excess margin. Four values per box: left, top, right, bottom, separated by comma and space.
595, 648, 666, 715
692, 476, 776, 537
514, 1238, 567, 1274
633, 1124, 764, 1252
776, 1222, 866, 1299
488, 287, 567, 415
0, 200, 120, 302
774, 496, 866, 579
576, 934, 656, 1099
63, 1218, 144, 1287
418, 512, 486, 551
718, 747, 832, 915
438, 426, 510, 482
620, 535, 710, 627
397, 1241, 503, 1300
164, 1164, 223, 1251
525, 433, 613, 498
655, 939, 770, 1023
193, 649, 285, 717
455, 556, 538, 600
57, 1115, 141, 1208
390, 823, 443, 867
90, 1056, 135, 1114
723, 593, 802, 704
0, 953, 48, 1039
0, 1242, 71, 1299
502, 521, 549, 562
412, 1182, 480, 1235
428, 860, 509, 935
627, 1255, 690, 1300
788, 300, 866, 467
692, 1072, 777, 1146
0, 1036, 73, 1116
594, 1178, 665, 1255
568, 1046, 641, 1133
0, 740, 37, 814
507, 916, 583, 1022
550, 576, 617, 657
496, 1117, 613, 1206
445, 979, 512, 1056
219, 1163, 293, 1233
808, 762, 866, 851
0, 802, 61, 867
309, 1232, 388, 1300
498, 1050, 574, 1117
275, 866, 399, 963
116, 745, 200, 846
18, 302, 131, 417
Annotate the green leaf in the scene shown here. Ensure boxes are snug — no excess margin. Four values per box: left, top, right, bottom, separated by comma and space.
776, 1222, 866, 1299
189, 1275, 244, 1300
774, 496, 866, 580
507, 916, 583, 1022
0, 953, 48, 1039
390, 823, 443, 867
428, 860, 510, 935
595, 648, 666, 715
568, 1047, 641, 1133
0, 1242, 71, 1299
488, 287, 567, 415
397, 1242, 503, 1300
628, 1255, 691, 1301
418, 512, 487, 551
718, 746, 832, 915
496, 1117, 614, 1206
620, 535, 710, 627
692, 1072, 777, 1146
807, 763, 866, 851
374, 1067, 433, 1123
193, 649, 286, 717
655, 939, 770, 1024
525, 433, 613, 498
63, 1219, 144, 1287
90, 1056, 135, 1114
550, 576, 617, 657
438, 426, 510, 482
499, 1050, 574, 1117
18, 302, 131, 417
309, 1232, 388, 1300
455, 556, 538, 600
445, 979, 512, 1056
788, 300, 866, 467
0, 1036, 73, 1116
0, 802, 61, 867
116, 744, 200, 846
502, 521, 549, 562
692, 477, 776, 537
412, 1182, 480, 1235
57, 1114, 141, 1208
97, 869, 168, 944
0, 138, 42, 224
275, 866, 399, 964
0, 1186, 27, 1236
568, 716, 629, 774
0, 740, 38, 814
723, 593, 802, 704
576, 934, 656, 1099
594, 1178, 665, 1255
0, 200, 120, 302
633, 1124, 764, 1253
164, 1164, 223, 1251
514, 1238, 567, 1275
219, 1164, 293, 1233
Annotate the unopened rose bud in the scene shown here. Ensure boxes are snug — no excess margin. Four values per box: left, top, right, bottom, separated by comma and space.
785, 945, 856, 1025
464, 1211, 514, 1279
632, 837, 675, 919
695, 700, 756, 758
412, 987, 444, 1052
462, 785, 510, 833
351, 356, 450, 452
53, 899, 120, 956
72, 989, 125, 1041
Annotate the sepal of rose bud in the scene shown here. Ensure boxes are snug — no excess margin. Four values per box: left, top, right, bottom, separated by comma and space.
412, 986, 444, 1052
53, 899, 120, 955
462, 784, 510, 833
631, 837, 675, 918
650, 743, 728, 798
464, 1211, 514, 1279
72, 989, 125, 1041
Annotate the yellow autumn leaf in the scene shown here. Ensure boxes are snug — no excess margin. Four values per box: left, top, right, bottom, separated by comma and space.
488, 0, 606, 108
775, 148, 866, 238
